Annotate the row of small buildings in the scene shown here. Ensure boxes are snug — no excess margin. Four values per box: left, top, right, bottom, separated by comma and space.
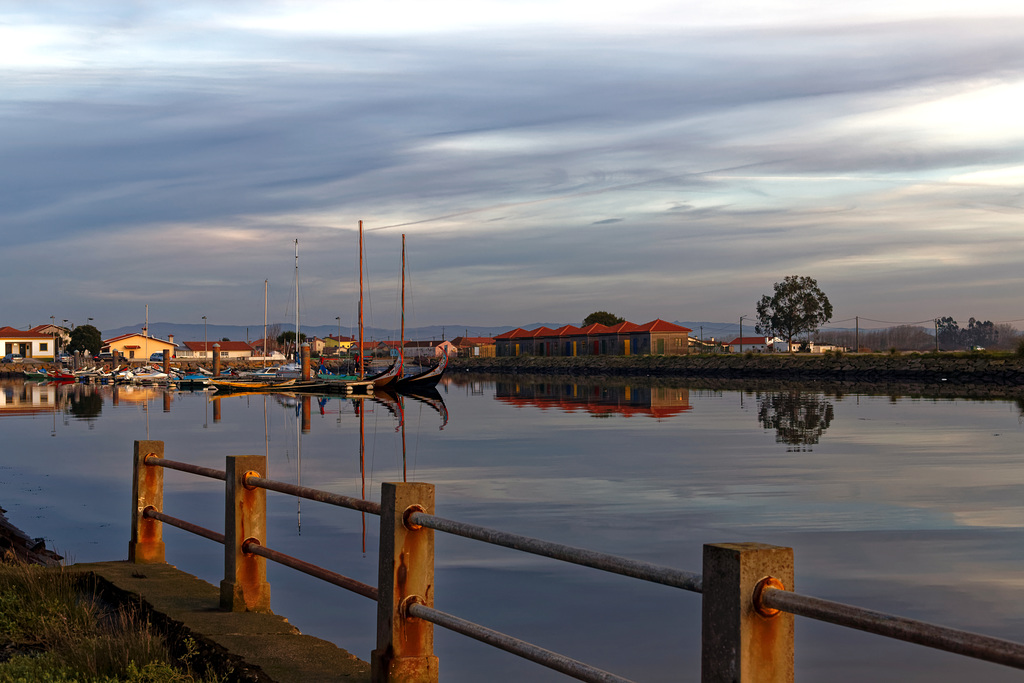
491, 319, 693, 357
2, 320, 842, 363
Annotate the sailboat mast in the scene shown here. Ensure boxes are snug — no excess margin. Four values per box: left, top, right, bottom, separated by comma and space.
263, 279, 268, 368
294, 239, 300, 362
359, 220, 365, 381
401, 233, 406, 371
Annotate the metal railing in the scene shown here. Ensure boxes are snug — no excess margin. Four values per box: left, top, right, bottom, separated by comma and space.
128, 440, 1024, 682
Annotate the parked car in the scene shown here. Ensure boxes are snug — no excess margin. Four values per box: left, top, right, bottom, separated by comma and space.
2, 353, 24, 363
57, 353, 72, 363
96, 352, 114, 361
150, 352, 168, 361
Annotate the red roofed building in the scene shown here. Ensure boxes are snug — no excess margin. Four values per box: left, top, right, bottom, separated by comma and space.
179, 340, 256, 360
0, 326, 57, 360
726, 336, 778, 353
450, 336, 496, 357
495, 319, 692, 357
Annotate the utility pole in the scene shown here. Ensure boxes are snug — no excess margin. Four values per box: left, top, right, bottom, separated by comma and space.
739, 316, 744, 353
855, 316, 859, 353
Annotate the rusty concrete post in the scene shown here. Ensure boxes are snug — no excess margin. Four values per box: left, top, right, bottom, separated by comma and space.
213, 397, 222, 423
371, 482, 438, 682
129, 440, 165, 564
213, 343, 221, 377
220, 455, 271, 612
162, 392, 171, 413
162, 349, 169, 374
701, 543, 794, 683
301, 343, 311, 380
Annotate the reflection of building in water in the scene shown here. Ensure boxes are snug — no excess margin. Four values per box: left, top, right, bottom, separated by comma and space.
495, 382, 692, 419
0, 382, 59, 417
755, 391, 834, 451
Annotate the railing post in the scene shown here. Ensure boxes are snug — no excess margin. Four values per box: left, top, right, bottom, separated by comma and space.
129, 440, 165, 563
220, 455, 271, 612
371, 482, 439, 682
702, 543, 794, 683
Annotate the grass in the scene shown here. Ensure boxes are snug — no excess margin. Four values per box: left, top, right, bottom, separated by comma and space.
0, 554, 223, 683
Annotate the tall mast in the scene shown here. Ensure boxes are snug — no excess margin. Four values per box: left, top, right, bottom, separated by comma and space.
358, 220, 365, 380
294, 239, 300, 362
263, 279, 268, 368
401, 233, 406, 372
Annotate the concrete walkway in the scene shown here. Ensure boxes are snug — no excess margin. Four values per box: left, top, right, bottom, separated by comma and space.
73, 561, 370, 683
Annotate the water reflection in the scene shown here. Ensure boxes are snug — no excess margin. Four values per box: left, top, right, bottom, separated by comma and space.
4, 376, 1024, 682
754, 391, 835, 451
488, 380, 692, 419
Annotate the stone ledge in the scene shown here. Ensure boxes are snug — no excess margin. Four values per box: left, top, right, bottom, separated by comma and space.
73, 561, 370, 683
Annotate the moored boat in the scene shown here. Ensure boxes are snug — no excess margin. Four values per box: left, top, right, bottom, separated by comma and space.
396, 352, 449, 390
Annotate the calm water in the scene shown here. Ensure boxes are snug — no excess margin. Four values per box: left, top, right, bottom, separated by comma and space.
3, 375, 1024, 682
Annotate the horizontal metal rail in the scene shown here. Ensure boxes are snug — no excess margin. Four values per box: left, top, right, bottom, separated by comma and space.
408, 511, 703, 593
143, 508, 225, 545
244, 475, 382, 516
145, 455, 226, 481
242, 540, 379, 601
406, 602, 636, 683
762, 587, 1024, 670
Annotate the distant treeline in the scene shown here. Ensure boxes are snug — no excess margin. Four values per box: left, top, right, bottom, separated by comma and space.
817, 320, 1021, 352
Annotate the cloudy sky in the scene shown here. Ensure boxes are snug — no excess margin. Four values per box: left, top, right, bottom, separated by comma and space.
3, 1, 1024, 333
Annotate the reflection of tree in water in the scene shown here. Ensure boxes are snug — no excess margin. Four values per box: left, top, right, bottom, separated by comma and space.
68, 392, 103, 420
756, 392, 834, 451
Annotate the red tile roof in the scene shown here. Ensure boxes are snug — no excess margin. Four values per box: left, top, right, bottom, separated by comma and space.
0, 326, 52, 339
634, 319, 692, 333
535, 325, 582, 338
494, 328, 529, 340
182, 341, 255, 352
727, 337, 771, 346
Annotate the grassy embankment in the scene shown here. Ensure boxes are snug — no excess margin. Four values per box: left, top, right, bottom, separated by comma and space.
0, 556, 222, 683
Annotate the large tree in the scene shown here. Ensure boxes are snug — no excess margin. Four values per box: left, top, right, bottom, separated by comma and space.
755, 276, 833, 350
68, 324, 102, 356
582, 311, 624, 326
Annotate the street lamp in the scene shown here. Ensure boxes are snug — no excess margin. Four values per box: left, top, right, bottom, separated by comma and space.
335, 316, 341, 356
202, 316, 207, 360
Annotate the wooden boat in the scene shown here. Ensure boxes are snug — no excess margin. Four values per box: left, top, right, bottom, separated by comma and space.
211, 378, 312, 394
172, 372, 212, 390
396, 351, 449, 390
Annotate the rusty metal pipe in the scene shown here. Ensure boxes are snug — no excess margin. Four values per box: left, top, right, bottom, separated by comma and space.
244, 475, 381, 515
242, 540, 378, 601
143, 508, 225, 545
145, 455, 226, 481
406, 602, 636, 683
408, 512, 702, 593
761, 587, 1024, 670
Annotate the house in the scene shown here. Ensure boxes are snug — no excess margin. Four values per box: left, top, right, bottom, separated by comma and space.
450, 336, 496, 357
495, 319, 693, 357
773, 341, 847, 354
0, 326, 57, 360
178, 341, 255, 360
103, 333, 178, 360
30, 324, 70, 354
727, 336, 779, 353
403, 340, 458, 359
306, 336, 327, 355
323, 335, 356, 355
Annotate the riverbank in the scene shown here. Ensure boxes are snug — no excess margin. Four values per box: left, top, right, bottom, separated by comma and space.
449, 352, 1024, 386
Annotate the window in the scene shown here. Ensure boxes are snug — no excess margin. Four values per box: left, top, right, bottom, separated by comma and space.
40, 343, 48, 352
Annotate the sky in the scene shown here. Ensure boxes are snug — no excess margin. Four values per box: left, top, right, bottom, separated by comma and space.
3, 0, 1024, 334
